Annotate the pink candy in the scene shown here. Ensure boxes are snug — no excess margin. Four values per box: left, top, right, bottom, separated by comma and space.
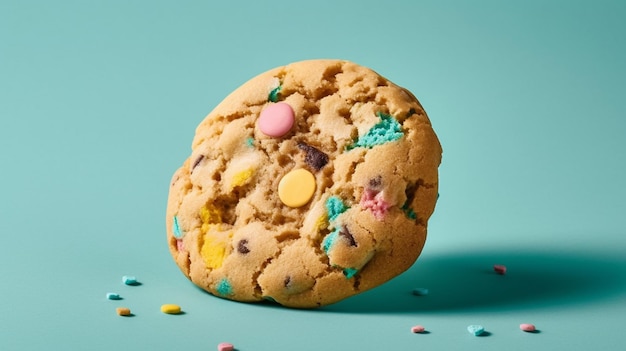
360, 189, 391, 220
520, 323, 536, 332
494, 264, 507, 275
411, 325, 426, 333
258, 102, 294, 137
217, 342, 234, 351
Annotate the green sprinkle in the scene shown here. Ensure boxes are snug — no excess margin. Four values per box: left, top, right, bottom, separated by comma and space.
347, 112, 403, 150
245, 137, 255, 148
216, 278, 233, 296
268, 85, 281, 102
401, 201, 417, 220
343, 268, 358, 279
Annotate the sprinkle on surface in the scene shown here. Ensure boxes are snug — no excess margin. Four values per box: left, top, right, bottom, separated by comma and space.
412, 288, 429, 296
122, 275, 138, 285
106, 292, 121, 300
494, 264, 507, 275
411, 325, 426, 333
216, 278, 234, 296
160, 304, 182, 314
218, 342, 235, 351
520, 323, 536, 332
116, 307, 131, 316
467, 325, 485, 336
347, 112, 403, 150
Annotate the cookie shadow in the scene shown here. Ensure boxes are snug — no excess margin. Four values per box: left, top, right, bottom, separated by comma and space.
322, 245, 626, 314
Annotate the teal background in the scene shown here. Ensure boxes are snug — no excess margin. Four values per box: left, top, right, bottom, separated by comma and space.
1, 0, 625, 350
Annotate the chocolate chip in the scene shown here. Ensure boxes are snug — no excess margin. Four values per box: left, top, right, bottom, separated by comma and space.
297, 142, 329, 171
237, 239, 250, 254
338, 226, 357, 247
369, 175, 382, 188
191, 155, 205, 171
284, 276, 291, 288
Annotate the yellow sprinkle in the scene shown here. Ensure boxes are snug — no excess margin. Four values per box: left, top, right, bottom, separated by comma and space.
160, 304, 182, 314
278, 168, 316, 207
201, 236, 227, 269
231, 168, 254, 188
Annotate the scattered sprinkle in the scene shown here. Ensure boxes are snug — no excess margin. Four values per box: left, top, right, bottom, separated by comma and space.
411, 325, 426, 333
160, 304, 182, 314
343, 268, 358, 279
245, 137, 255, 148
325, 196, 348, 222
520, 323, 536, 332
106, 292, 121, 300
467, 324, 485, 336
494, 265, 507, 275
268, 84, 281, 102
217, 342, 234, 351
412, 288, 429, 296
116, 307, 131, 316
122, 275, 138, 285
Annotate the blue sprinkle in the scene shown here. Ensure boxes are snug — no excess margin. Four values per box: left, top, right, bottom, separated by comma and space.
412, 288, 429, 296
326, 196, 348, 222
106, 292, 121, 300
172, 215, 184, 239
216, 278, 233, 296
122, 275, 137, 285
322, 228, 340, 253
467, 325, 485, 336
347, 112, 403, 150
245, 137, 255, 148
343, 268, 358, 279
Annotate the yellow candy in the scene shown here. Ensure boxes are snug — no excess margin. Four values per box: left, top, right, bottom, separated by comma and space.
201, 236, 227, 269
200, 204, 222, 233
160, 304, 181, 314
278, 168, 316, 207
231, 168, 254, 188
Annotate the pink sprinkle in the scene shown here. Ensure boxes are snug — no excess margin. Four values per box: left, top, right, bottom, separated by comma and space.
176, 239, 184, 251
258, 102, 295, 137
217, 342, 234, 351
520, 323, 536, 332
494, 264, 507, 275
360, 189, 391, 221
411, 325, 425, 333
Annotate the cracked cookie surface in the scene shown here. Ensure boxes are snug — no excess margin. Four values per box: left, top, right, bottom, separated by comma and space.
166, 59, 442, 308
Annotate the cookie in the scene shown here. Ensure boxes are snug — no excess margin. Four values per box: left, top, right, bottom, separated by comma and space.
166, 59, 442, 308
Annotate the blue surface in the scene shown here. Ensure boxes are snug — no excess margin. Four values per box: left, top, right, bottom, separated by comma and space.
1, 1, 625, 350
